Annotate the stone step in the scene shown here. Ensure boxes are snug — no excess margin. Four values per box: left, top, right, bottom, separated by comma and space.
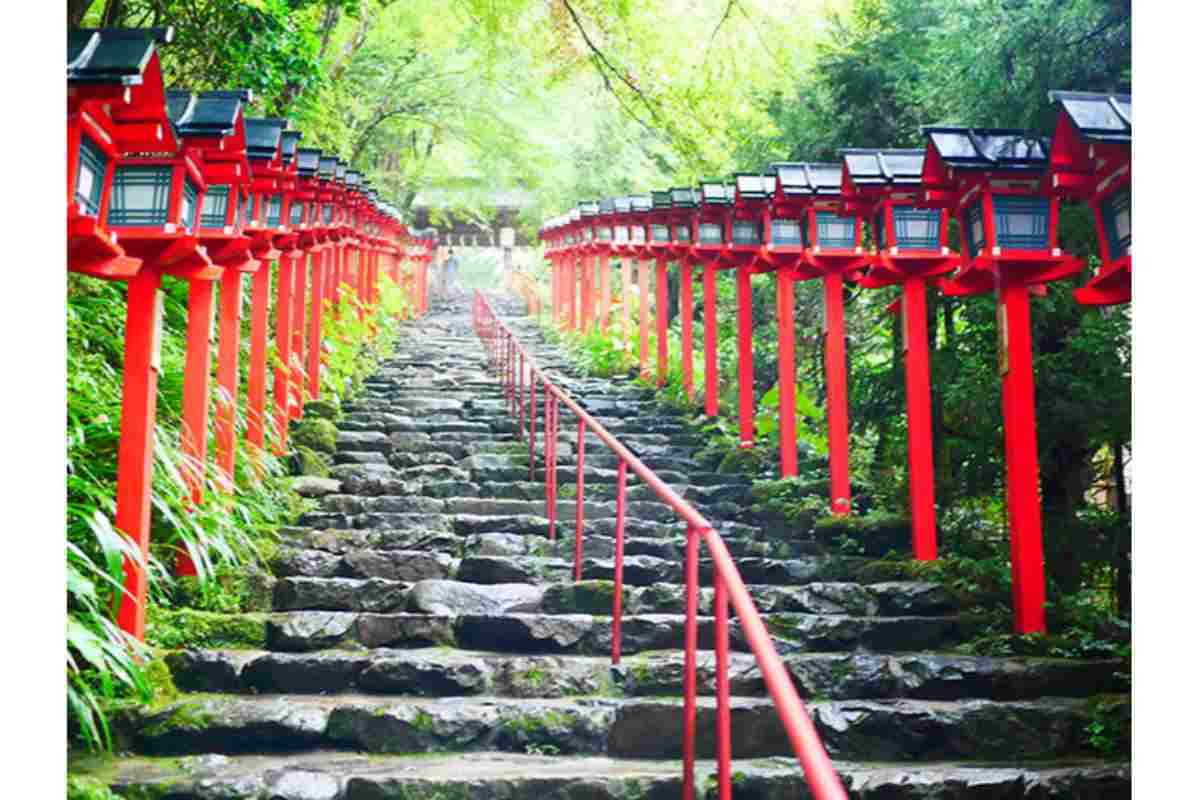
272, 576, 953, 618
167, 646, 1126, 703
118, 692, 1121, 762
79, 750, 1132, 800
262, 610, 964, 655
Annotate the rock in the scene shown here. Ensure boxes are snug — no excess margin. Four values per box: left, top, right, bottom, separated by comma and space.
334, 451, 389, 465
273, 577, 410, 613
540, 581, 624, 615
166, 650, 254, 693
456, 614, 595, 653
580, 555, 682, 586
354, 613, 456, 648
293, 418, 339, 454
337, 431, 391, 453
293, 446, 332, 477
407, 580, 544, 616
292, 476, 343, 498
266, 611, 358, 651
357, 651, 493, 696
866, 581, 956, 615
456, 555, 570, 584
134, 696, 329, 755
302, 400, 342, 422
464, 532, 542, 557
273, 548, 343, 579
242, 652, 370, 693
362, 495, 446, 514
263, 770, 341, 800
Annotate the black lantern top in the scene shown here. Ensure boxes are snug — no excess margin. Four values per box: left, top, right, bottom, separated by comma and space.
296, 148, 321, 178
346, 170, 361, 189
318, 156, 338, 181
922, 127, 1049, 173
68, 26, 174, 84
336, 160, 347, 181
167, 89, 252, 139
614, 196, 633, 214
651, 190, 672, 210
770, 162, 842, 198
279, 130, 302, 163
671, 187, 699, 208
244, 118, 285, 161
840, 149, 924, 188
1048, 91, 1131, 144
578, 200, 599, 217
733, 173, 772, 201
630, 195, 652, 213
598, 197, 616, 216
699, 181, 734, 205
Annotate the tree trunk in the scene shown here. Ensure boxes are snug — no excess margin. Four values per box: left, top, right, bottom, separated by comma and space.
100, 0, 125, 26
1111, 438, 1130, 617
68, 0, 98, 27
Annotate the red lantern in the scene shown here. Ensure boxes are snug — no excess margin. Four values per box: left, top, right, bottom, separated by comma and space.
840, 148, 958, 559
1045, 91, 1132, 306
920, 127, 1085, 634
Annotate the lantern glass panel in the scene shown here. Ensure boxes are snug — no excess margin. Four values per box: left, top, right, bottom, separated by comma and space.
772, 219, 803, 245
323, 204, 333, 224
290, 200, 305, 226
1101, 186, 1131, 259
614, 226, 629, 243
893, 207, 941, 250
965, 200, 986, 258
698, 222, 723, 244
200, 185, 230, 229
75, 136, 108, 217
631, 226, 646, 243
181, 179, 198, 232
675, 224, 691, 242
108, 165, 172, 227
266, 194, 283, 227
732, 220, 761, 244
993, 195, 1049, 250
584, 228, 593, 241
815, 211, 855, 248
652, 224, 670, 242
873, 208, 886, 250
598, 226, 612, 241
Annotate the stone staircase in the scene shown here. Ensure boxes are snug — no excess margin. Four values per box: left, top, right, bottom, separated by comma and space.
76, 296, 1131, 798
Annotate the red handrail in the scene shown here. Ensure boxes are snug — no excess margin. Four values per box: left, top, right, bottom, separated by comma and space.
472, 290, 848, 800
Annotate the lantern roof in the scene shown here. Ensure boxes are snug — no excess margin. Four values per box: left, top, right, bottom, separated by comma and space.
336, 160, 347, 181
346, 171, 361, 188
296, 147, 321, 177
770, 162, 842, 196
699, 181, 734, 205
166, 89, 252, 139
651, 190, 672, 209
671, 187, 699, 208
280, 130, 303, 161
840, 149, 925, 187
1048, 90, 1131, 144
244, 117, 285, 160
630, 195, 652, 213
921, 127, 1049, 171
67, 27, 173, 85
598, 197, 616, 215
734, 173, 772, 200
319, 155, 338, 180
578, 200, 599, 217
614, 196, 633, 213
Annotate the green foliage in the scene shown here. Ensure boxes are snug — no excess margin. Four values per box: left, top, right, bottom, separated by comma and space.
145, 607, 269, 650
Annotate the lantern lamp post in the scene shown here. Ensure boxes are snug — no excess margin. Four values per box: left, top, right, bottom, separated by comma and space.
565, 206, 583, 330
920, 126, 1084, 634
611, 198, 637, 348
1045, 91, 1131, 306
625, 196, 653, 378
840, 148, 959, 560
647, 190, 676, 387
669, 188, 700, 401
595, 198, 617, 331
69, 26, 218, 640
577, 200, 600, 333
165, 89, 257, 567
768, 162, 868, 514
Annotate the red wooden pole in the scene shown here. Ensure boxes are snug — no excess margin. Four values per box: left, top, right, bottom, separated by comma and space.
621, 257, 632, 351
214, 269, 245, 489
599, 255, 610, 331
180, 278, 217, 519
998, 282, 1047, 634
902, 277, 937, 560
115, 269, 164, 641
823, 272, 852, 514
680, 259, 694, 401
655, 256, 669, 388
638, 259, 650, 378
736, 265, 755, 446
574, 417, 585, 581
703, 263, 719, 417
611, 460, 627, 665
681, 524, 699, 800
308, 248, 326, 401
568, 258, 577, 331
246, 262, 270, 465
580, 254, 592, 333
714, 575, 732, 800
777, 272, 797, 477
273, 254, 295, 453
290, 253, 308, 418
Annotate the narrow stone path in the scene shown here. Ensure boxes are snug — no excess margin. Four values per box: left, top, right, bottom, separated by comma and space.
80, 295, 1131, 798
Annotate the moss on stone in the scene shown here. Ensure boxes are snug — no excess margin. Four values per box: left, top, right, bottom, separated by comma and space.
138, 700, 217, 739
293, 445, 333, 478
542, 581, 621, 614
144, 607, 268, 650
854, 559, 924, 584
143, 657, 178, 705
303, 399, 342, 421
66, 775, 124, 800
716, 446, 766, 476
292, 417, 339, 454
814, 511, 912, 557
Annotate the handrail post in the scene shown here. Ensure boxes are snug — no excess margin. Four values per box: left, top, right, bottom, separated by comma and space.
680, 259, 694, 401
655, 255, 669, 388
612, 460, 627, 665
574, 417, 585, 581
518, 350, 526, 443
714, 571, 732, 800
273, 253, 295, 454
548, 394, 558, 541
529, 376, 538, 481
682, 523, 699, 800
703, 262, 719, 416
